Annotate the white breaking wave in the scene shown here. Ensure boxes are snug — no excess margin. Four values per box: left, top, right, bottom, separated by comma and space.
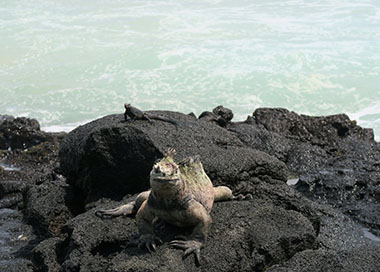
0, 0, 379, 139
349, 101, 380, 141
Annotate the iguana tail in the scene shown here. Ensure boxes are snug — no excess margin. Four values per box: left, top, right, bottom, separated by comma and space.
146, 113, 179, 125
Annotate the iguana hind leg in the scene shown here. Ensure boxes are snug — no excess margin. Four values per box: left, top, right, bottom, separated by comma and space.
96, 190, 150, 218
214, 186, 253, 201
213, 186, 233, 202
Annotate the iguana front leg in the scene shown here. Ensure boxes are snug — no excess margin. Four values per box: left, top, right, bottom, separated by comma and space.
95, 191, 150, 218
169, 200, 212, 264
135, 200, 162, 252
142, 112, 153, 123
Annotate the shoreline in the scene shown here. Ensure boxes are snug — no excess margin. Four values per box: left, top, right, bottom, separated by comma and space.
38, 111, 380, 142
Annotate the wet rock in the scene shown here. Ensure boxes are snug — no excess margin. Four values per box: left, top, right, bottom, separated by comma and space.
0, 258, 34, 272
0, 208, 36, 272
0, 180, 28, 208
0, 142, 64, 189
2, 107, 380, 271
0, 115, 59, 150
0, 180, 27, 197
0, 117, 66, 271
291, 141, 380, 234
0, 117, 66, 190
231, 108, 380, 236
0, 193, 23, 209
33, 237, 65, 272
268, 200, 380, 272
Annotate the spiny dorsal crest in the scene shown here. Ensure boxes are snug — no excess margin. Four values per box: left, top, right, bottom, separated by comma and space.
179, 155, 201, 167
162, 148, 176, 163
165, 148, 176, 158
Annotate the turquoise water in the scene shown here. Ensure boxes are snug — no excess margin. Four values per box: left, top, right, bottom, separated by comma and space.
1, 0, 380, 140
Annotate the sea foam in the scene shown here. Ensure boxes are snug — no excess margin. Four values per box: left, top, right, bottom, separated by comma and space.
1, 0, 379, 140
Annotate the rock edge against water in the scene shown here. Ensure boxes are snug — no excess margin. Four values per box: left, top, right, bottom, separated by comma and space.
0, 106, 379, 272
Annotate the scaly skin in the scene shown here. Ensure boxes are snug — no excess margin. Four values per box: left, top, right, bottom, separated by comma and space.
96, 148, 233, 264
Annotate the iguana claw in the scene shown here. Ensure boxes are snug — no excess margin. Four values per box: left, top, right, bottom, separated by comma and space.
169, 237, 203, 265
136, 234, 163, 253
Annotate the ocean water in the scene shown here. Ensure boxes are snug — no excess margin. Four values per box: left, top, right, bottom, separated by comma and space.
1, 0, 379, 140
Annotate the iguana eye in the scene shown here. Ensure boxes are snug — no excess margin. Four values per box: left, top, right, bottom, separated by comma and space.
153, 165, 160, 173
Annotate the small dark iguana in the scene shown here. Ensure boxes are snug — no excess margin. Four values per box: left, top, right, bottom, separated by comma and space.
124, 103, 178, 125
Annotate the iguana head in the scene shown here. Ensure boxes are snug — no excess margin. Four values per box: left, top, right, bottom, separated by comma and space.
150, 148, 181, 189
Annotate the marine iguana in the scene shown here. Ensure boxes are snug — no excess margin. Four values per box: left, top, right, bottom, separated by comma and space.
124, 103, 178, 125
96, 148, 236, 264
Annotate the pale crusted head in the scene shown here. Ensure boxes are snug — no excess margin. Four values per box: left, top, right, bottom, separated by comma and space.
150, 148, 181, 189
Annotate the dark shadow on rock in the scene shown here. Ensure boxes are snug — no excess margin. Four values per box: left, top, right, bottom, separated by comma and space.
59, 111, 288, 203
31, 195, 321, 271
3, 108, 380, 271
230, 108, 380, 235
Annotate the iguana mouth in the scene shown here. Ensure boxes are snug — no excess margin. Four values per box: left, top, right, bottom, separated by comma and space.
153, 177, 179, 183
151, 162, 179, 183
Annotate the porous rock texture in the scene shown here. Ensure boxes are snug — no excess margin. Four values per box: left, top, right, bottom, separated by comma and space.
1, 108, 380, 271
59, 111, 288, 203
0, 115, 64, 150
230, 108, 380, 235
0, 115, 66, 272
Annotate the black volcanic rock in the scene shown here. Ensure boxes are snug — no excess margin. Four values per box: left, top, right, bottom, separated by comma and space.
213, 105, 234, 123
248, 206, 317, 271
0, 115, 60, 150
33, 198, 317, 272
2, 108, 380, 271
230, 108, 380, 235
0, 180, 27, 209
59, 111, 288, 203
251, 108, 374, 143
0, 115, 67, 272
24, 177, 73, 237
198, 105, 234, 127
268, 246, 380, 272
